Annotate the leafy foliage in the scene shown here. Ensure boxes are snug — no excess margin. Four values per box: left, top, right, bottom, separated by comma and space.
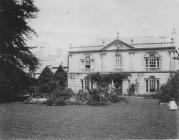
47, 88, 74, 106
31, 66, 56, 96
54, 65, 67, 89
38, 66, 54, 85
0, 0, 39, 101
159, 72, 179, 103
128, 83, 136, 96
31, 65, 68, 97
89, 72, 131, 88
0, 0, 39, 71
87, 87, 110, 106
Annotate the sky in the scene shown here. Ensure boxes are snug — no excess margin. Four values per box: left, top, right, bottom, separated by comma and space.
28, 0, 179, 69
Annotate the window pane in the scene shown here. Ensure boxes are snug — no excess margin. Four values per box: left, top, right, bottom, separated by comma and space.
156, 80, 160, 91
150, 57, 156, 67
150, 78, 155, 92
115, 55, 121, 67
85, 57, 90, 69
85, 77, 89, 89
146, 80, 148, 92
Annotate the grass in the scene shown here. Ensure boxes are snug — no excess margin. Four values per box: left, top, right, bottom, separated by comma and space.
0, 98, 178, 139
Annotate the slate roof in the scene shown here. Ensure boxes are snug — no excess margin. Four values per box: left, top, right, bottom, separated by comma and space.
69, 36, 175, 52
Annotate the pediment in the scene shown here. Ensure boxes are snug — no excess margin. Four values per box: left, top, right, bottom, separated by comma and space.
101, 39, 134, 51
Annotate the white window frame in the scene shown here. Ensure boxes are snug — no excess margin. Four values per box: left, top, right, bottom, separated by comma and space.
84, 76, 90, 90
85, 56, 91, 69
145, 54, 160, 71
114, 53, 122, 71
80, 55, 95, 71
145, 76, 160, 93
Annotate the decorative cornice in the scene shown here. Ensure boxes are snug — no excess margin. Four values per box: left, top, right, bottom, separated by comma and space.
68, 47, 176, 54
68, 70, 177, 74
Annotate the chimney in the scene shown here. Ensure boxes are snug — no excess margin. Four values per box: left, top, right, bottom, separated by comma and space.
171, 28, 177, 48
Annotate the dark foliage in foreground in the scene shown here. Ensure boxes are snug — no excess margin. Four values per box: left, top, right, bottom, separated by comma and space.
0, 0, 39, 102
46, 89, 74, 106
54, 65, 67, 90
159, 71, 179, 103
29, 65, 68, 98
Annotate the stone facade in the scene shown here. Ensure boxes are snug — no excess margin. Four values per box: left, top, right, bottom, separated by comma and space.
68, 36, 179, 95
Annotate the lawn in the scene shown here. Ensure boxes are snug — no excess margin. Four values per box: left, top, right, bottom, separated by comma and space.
0, 98, 178, 139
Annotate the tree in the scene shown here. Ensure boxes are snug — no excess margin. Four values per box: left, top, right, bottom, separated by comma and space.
38, 66, 54, 85
35, 66, 56, 95
159, 72, 179, 103
54, 65, 67, 89
0, 0, 39, 100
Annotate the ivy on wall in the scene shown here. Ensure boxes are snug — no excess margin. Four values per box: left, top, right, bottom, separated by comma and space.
87, 72, 131, 88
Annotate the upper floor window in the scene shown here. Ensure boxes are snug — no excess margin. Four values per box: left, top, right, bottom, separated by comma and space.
85, 56, 91, 69
114, 53, 122, 71
145, 53, 160, 71
80, 55, 94, 71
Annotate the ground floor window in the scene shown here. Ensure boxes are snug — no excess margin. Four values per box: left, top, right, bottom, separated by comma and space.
145, 76, 160, 92
84, 77, 90, 90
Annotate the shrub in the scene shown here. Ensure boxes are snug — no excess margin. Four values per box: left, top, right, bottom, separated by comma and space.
159, 84, 171, 103
88, 88, 110, 106
76, 90, 90, 105
46, 88, 73, 106
109, 88, 128, 103
46, 98, 67, 106
128, 84, 135, 96
159, 72, 179, 103
109, 94, 121, 103
109, 88, 121, 103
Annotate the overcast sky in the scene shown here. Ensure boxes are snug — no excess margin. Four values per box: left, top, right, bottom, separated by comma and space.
29, 0, 179, 67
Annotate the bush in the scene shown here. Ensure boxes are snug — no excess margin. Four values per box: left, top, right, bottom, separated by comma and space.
128, 84, 135, 96
76, 90, 90, 105
159, 84, 171, 103
88, 88, 110, 106
46, 98, 67, 106
109, 94, 121, 103
46, 88, 74, 106
108, 88, 128, 103
159, 72, 179, 103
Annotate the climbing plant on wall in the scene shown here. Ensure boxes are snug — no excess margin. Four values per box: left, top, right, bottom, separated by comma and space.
88, 72, 131, 88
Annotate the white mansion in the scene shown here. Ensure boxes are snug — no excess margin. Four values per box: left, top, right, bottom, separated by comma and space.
68, 32, 179, 95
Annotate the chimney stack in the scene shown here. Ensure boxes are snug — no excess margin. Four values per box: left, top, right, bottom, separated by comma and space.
171, 28, 177, 47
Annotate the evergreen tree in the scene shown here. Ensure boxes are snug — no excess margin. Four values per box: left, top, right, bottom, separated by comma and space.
36, 66, 56, 94
54, 65, 67, 89
0, 0, 39, 100
38, 66, 54, 85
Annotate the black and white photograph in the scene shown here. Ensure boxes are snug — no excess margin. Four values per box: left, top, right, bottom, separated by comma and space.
0, 0, 179, 139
